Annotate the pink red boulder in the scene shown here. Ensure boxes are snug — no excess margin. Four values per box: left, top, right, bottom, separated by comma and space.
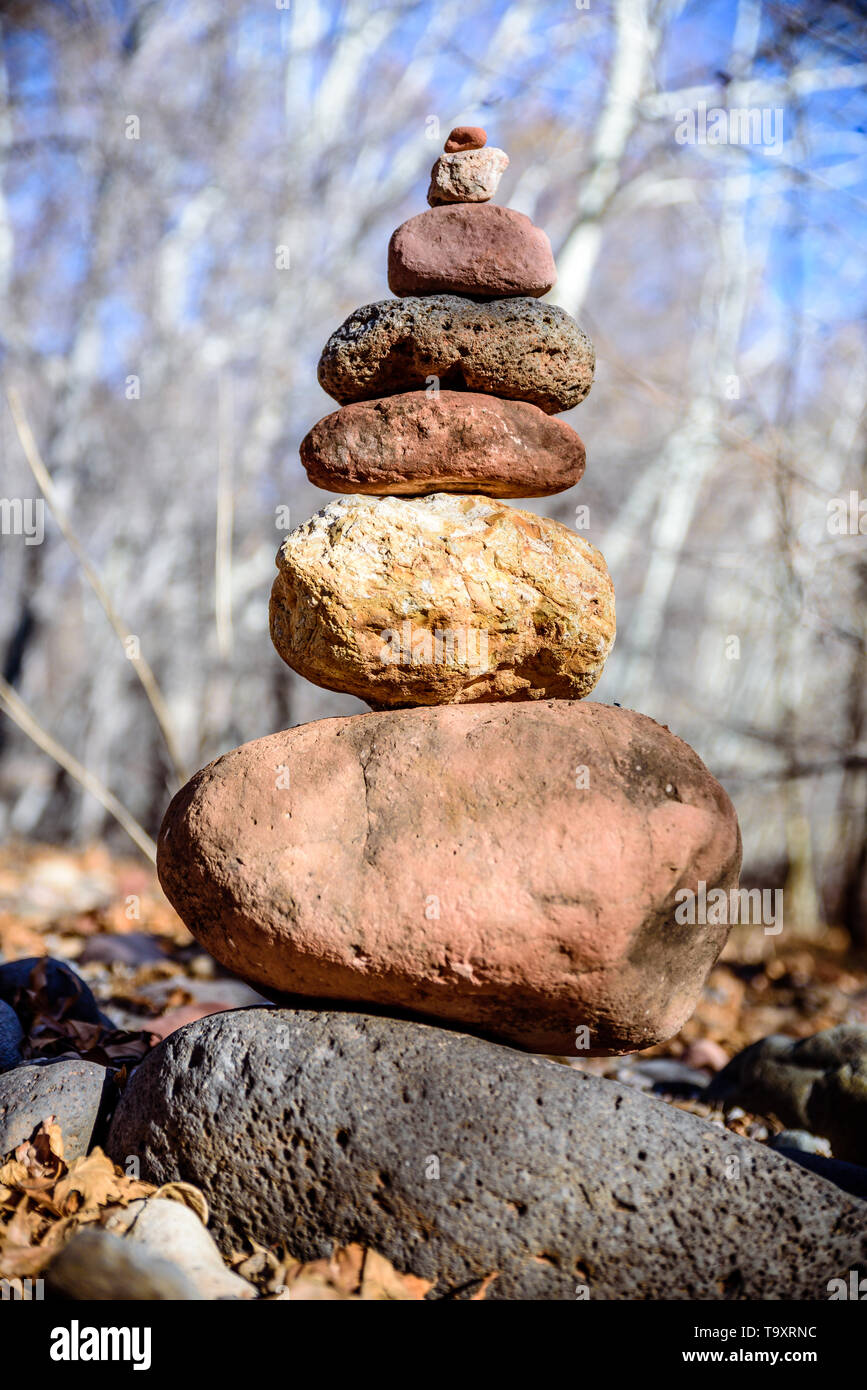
300, 391, 585, 497
388, 204, 556, 298
156, 702, 742, 1055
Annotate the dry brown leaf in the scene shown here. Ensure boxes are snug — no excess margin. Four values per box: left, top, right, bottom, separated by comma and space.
152, 1181, 209, 1225
360, 1248, 432, 1301
53, 1148, 152, 1216
274, 1276, 355, 1301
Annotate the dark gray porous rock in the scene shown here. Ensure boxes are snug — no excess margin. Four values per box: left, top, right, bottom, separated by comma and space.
107, 1009, 867, 1301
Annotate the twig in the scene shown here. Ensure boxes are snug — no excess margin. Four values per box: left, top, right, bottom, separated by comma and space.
215, 372, 234, 661
6, 387, 186, 785
0, 675, 157, 863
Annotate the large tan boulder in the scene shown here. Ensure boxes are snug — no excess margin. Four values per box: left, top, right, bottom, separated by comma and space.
156, 702, 743, 1055
269, 493, 615, 707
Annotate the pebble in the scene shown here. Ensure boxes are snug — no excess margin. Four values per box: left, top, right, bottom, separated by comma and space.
443, 125, 486, 152
427, 147, 509, 206
47, 1227, 202, 1301
0, 1058, 110, 1160
708, 1025, 867, 1163
0, 999, 24, 1074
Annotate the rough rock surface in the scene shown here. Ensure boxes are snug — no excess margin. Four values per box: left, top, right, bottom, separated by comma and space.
427, 147, 509, 205
388, 204, 556, 298
444, 124, 486, 152
317, 296, 595, 414
0, 1000, 23, 1074
301, 391, 585, 497
47, 1227, 202, 1300
0, 1059, 109, 1160
708, 1026, 867, 1163
107, 1010, 867, 1301
155, 701, 740, 1054
269, 493, 615, 707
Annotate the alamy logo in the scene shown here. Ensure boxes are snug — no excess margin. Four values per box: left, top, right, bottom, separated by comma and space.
49, 1321, 152, 1371
0, 497, 44, 545
380, 620, 490, 673
1, 1277, 44, 1299
675, 102, 784, 155
827, 1270, 867, 1300
674, 881, 783, 935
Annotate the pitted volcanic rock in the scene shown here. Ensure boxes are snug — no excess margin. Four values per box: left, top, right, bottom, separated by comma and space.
317, 295, 595, 414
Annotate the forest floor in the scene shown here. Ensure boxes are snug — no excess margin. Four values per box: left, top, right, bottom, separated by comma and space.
1, 841, 865, 1297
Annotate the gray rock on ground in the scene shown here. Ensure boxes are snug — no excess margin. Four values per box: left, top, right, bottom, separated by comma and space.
0, 1000, 24, 1074
0, 1059, 110, 1160
0, 956, 114, 1030
770, 1147, 867, 1202
770, 1129, 831, 1156
107, 1009, 867, 1301
708, 1025, 867, 1163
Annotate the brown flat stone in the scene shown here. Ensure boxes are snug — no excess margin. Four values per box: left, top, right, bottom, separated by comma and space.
388, 203, 556, 299
444, 124, 486, 152
301, 391, 585, 497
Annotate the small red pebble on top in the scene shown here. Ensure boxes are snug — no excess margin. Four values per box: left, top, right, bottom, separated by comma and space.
444, 125, 487, 153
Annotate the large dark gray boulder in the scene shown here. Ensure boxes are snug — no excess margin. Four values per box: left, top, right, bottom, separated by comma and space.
107, 1009, 867, 1300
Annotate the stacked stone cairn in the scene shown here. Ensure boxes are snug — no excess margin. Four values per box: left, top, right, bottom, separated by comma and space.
109, 129, 867, 1301
155, 123, 742, 1055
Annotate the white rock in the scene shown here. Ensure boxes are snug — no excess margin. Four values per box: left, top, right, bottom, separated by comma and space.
427, 147, 509, 205
113, 1196, 257, 1300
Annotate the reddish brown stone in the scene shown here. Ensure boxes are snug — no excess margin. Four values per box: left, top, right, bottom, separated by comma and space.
155, 702, 743, 1055
301, 391, 585, 498
388, 203, 556, 299
444, 124, 486, 153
